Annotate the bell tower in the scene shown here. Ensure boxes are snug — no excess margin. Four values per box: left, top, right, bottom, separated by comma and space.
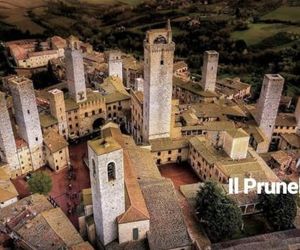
88, 137, 125, 246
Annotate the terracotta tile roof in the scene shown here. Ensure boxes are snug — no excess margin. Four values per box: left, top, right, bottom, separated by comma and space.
8, 44, 27, 60
0, 194, 86, 249
141, 179, 192, 249
281, 133, 300, 148
150, 137, 189, 152
42, 208, 83, 247
173, 61, 188, 72
43, 129, 68, 153
0, 168, 18, 203
276, 113, 297, 127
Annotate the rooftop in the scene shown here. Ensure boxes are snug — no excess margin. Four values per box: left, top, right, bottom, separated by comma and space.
150, 137, 189, 152
88, 136, 122, 156
141, 179, 192, 249
39, 113, 58, 128
0, 194, 86, 249
173, 77, 219, 98
0, 168, 18, 203
43, 129, 68, 153
281, 133, 300, 148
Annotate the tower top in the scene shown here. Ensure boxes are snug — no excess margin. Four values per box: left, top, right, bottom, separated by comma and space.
145, 22, 173, 45
167, 19, 171, 31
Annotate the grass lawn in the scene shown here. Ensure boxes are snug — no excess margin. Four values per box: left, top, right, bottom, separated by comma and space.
232, 214, 273, 240
231, 23, 300, 45
261, 6, 300, 23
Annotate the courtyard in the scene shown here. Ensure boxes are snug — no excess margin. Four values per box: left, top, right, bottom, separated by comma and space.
158, 162, 200, 190
11, 142, 91, 229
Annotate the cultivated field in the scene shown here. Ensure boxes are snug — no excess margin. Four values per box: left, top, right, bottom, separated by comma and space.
0, 0, 142, 34
0, 0, 46, 33
261, 6, 300, 23
231, 23, 300, 45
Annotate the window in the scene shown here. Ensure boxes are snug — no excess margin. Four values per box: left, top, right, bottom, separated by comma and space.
92, 159, 96, 178
85, 112, 88, 117
92, 110, 95, 115
35, 137, 38, 141
157, 152, 161, 156
27, 110, 30, 114
160, 60, 164, 65
168, 150, 171, 154
107, 162, 116, 181
133, 228, 139, 240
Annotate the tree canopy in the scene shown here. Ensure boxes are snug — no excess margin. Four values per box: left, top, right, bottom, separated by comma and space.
28, 171, 53, 195
258, 188, 297, 231
195, 181, 243, 242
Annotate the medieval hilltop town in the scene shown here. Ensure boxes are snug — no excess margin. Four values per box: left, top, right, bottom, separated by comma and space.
0, 19, 300, 250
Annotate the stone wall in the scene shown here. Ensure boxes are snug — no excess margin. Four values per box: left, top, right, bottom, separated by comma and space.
88, 145, 125, 246
255, 74, 284, 142
65, 47, 87, 103
201, 50, 219, 92
143, 30, 175, 142
0, 92, 19, 170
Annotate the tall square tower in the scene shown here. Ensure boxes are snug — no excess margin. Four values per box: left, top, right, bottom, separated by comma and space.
88, 137, 125, 246
108, 50, 123, 82
143, 21, 175, 142
255, 74, 284, 142
48, 89, 68, 139
0, 92, 19, 169
9, 77, 43, 149
201, 50, 219, 92
65, 40, 87, 103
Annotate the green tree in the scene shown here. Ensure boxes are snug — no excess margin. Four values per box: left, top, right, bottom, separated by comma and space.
28, 171, 52, 195
195, 181, 243, 242
258, 188, 297, 231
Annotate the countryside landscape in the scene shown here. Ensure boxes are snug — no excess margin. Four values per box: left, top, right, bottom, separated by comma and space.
1, 0, 300, 97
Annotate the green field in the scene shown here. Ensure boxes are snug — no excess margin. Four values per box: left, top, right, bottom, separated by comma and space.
0, 0, 142, 34
261, 6, 300, 22
231, 23, 300, 45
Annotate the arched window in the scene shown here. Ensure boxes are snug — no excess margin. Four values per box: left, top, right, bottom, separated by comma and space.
153, 35, 167, 44
107, 162, 116, 181
92, 159, 96, 178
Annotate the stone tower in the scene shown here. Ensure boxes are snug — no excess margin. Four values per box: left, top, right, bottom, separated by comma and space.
9, 77, 43, 149
108, 50, 123, 82
143, 20, 175, 142
201, 50, 219, 92
65, 39, 87, 103
0, 92, 19, 170
48, 89, 68, 139
88, 137, 125, 246
9, 76, 44, 169
255, 74, 284, 142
